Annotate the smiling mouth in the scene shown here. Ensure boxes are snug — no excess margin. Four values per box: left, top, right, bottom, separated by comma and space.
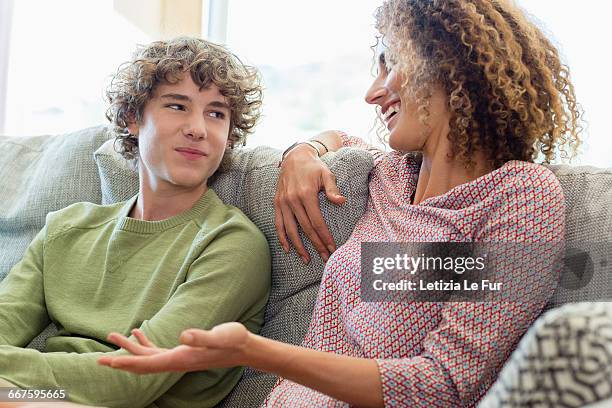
175, 147, 207, 160
384, 102, 400, 124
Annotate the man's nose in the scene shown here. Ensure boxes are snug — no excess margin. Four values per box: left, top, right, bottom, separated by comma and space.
184, 115, 208, 140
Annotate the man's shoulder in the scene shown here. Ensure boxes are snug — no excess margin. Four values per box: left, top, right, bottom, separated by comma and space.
194, 191, 269, 256
199, 190, 264, 236
44, 200, 127, 239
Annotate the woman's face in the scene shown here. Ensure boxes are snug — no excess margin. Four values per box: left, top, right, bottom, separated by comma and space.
365, 53, 450, 154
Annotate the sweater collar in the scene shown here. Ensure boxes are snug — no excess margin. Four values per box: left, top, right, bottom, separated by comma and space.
116, 188, 217, 233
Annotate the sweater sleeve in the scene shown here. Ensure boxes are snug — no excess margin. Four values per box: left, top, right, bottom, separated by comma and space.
375, 166, 565, 407
0, 222, 271, 408
0, 226, 51, 346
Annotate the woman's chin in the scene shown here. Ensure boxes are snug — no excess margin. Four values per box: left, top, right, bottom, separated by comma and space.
388, 135, 420, 153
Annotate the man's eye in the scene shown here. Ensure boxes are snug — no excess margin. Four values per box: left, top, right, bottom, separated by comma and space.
166, 104, 185, 111
208, 111, 226, 119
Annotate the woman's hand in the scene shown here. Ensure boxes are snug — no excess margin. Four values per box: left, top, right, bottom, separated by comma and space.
98, 323, 250, 374
0, 403, 104, 408
274, 145, 346, 264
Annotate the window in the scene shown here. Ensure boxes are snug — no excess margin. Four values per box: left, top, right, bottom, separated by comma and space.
515, 0, 612, 166
224, 1, 612, 166
4, 1, 611, 167
4, 0, 151, 137
223, 0, 383, 149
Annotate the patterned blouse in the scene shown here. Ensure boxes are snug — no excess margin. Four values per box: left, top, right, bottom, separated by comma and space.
264, 135, 565, 407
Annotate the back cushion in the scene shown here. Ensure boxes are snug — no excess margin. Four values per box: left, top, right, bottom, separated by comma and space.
94, 139, 373, 407
0, 125, 112, 281
545, 165, 612, 310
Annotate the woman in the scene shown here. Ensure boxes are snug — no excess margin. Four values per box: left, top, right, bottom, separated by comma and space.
99, 0, 581, 406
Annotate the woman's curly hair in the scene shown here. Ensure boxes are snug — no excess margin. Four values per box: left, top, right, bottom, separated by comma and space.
375, 0, 583, 168
105, 36, 262, 160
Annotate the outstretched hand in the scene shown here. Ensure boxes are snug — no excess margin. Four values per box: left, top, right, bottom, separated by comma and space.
98, 322, 250, 374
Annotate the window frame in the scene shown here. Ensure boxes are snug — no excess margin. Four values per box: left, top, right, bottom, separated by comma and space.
0, 0, 15, 133
202, 0, 228, 43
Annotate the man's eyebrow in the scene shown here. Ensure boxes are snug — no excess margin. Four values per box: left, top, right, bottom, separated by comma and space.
208, 100, 231, 111
160, 94, 229, 110
160, 93, 191, 101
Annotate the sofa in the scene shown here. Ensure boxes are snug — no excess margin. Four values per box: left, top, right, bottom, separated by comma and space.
0, 125, 610, 407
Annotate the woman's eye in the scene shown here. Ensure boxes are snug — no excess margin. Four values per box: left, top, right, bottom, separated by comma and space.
166, 104, 185, 111
385, 59, 395, 72
378, 63, 389, 77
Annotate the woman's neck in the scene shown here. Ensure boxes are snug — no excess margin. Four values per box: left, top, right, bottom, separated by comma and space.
412, 128, 493, 206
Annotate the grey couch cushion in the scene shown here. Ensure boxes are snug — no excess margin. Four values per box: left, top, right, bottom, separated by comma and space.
545, 165, 612, 310
94, 138, 373, 407
0, 125, 112, 282
479, 166, 612, 407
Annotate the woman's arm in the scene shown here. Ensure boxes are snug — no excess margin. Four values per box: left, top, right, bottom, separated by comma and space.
274, 130, 346, 264
297, 129, 345, 156
275, 130, 384, 263
99, 323, 384, 408
245, 331, 383, 407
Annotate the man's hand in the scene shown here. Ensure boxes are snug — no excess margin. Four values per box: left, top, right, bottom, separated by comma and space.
98, 323, 250, 374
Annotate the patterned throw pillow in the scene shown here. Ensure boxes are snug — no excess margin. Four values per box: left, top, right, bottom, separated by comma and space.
478, 302, 612, 407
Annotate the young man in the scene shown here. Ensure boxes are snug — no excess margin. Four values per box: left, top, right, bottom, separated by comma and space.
0, 37, 270, 408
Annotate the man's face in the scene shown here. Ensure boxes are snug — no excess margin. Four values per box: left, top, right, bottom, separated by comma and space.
128, 73, 231, 193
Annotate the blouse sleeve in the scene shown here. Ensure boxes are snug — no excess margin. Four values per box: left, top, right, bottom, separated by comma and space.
336, 131, 386, 166
376, 164, 566, 406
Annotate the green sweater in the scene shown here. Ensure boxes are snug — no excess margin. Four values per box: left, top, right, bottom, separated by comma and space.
0, 189, 271, 408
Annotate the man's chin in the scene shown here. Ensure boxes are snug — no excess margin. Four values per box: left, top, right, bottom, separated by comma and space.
168, 175, 210, 191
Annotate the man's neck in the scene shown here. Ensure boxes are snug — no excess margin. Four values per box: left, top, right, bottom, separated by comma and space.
129, 178, 208, 221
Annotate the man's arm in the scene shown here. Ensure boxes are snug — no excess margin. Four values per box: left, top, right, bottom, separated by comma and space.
0, 226, 50, 346
0, 224, 271, 408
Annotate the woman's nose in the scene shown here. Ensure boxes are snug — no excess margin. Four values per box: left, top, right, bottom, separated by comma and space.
365, 77, 388, 105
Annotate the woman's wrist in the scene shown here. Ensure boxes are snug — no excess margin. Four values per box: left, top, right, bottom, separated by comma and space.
240, 332, 297, 375
312, 130, 344, 153
279, 142, 320, 167
240, 332, 276, 371
280, 130, 344, 164
238, 331, 384, 407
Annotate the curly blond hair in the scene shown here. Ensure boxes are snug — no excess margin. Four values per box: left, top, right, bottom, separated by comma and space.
105, 37, 262, 160
375, 0, 582, 168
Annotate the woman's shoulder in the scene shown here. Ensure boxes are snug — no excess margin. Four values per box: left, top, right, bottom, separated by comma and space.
376, 150, 422, 176
474, 160, 565, 241
495, 160, 564, 202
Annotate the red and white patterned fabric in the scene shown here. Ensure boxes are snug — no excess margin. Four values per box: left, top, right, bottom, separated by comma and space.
264, 135, 565, 407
